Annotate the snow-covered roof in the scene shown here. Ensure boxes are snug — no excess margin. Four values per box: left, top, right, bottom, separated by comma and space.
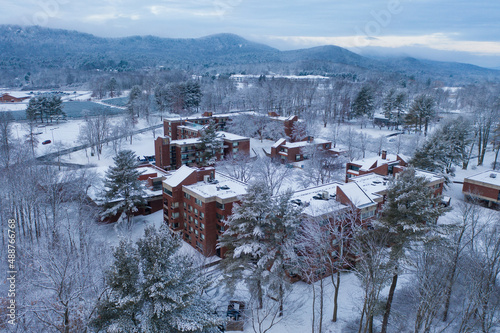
183, 172, 247, 202
464, 170, 500, 188
138, 166, 170, 177
272, 138, 287, 148
338, 182, 377, 209
169, 132, 247, 145
291, 183, 345, 217
283, 138, 330, 149
350, 154, 399, 171
349, 174, 388, 201
2, 92, 30, 99
217, 131, 249, 141
163, 165, 196, 187
170, 138, 202, 145
414, 169, 445, 185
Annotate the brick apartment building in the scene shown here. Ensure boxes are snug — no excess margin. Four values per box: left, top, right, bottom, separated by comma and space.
155, 131, 250, 170
162, 166, 246, 257
462, 170, 500, 207
346, 150, 409, 181
161, 163, 445, 258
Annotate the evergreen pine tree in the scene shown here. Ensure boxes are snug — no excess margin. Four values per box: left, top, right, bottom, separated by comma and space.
101, 150, 147, 226
219, 180, 274, 309
198, 119, 222, 166
92, 239, 142, 331
378, 167, 449, 333
351, 86, 374, 121
92, 226, 222, 332
406, 94, 435, 135
220, 183, 302, 316
26, 96, 44, 123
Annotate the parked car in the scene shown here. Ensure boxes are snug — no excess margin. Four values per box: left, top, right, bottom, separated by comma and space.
42, 140, 52, 145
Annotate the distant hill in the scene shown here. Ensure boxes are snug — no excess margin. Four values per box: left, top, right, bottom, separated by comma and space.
0, 25, 498, 81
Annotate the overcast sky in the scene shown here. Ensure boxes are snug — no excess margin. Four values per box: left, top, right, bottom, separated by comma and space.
3, 0, 500, 67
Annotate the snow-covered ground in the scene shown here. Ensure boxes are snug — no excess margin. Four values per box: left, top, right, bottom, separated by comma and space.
10, 108, 498, 332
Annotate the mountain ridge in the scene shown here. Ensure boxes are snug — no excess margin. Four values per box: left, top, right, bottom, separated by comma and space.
0, 24, 498, 80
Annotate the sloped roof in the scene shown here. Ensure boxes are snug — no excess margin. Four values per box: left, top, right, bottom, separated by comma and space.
163, 165, 196, 187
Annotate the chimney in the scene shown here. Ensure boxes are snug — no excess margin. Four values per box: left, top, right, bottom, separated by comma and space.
381, 150, 387, 160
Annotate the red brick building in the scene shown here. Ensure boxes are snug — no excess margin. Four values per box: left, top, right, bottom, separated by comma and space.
155, 131, 250, 170
270, 137, 339, 163
162, 166, 247, 257
462, 170, 500, 207
0, 93, 30, 103
162, 165, 446, 259
346, 150, 409, 182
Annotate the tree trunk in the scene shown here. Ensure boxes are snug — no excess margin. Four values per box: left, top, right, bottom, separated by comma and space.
312, 281, 316, 333
332, 271, 340, 322
257, 281, 263, 310
381, 273, 399, 333
319, 278, 324, 333
463, 140, 475, 169
493, 147, 499, 170
279, 283, 284, 317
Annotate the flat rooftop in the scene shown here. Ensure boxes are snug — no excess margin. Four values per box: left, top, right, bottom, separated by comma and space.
465, 170, 500, 187
184, 172, 247, 201
350, 173, 388, 201
291, 182, 345, 217
283, 138, 330, 149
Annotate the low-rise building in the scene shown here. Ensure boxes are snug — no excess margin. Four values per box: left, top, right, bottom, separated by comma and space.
90, 164, 171, 222
346, 150, 409, 181
270, 137, 338, 163
0, 93, 30, 103
462, 170, 500, 207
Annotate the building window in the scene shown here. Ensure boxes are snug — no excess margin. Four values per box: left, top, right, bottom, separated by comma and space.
296, 154, 301, 161
201, 233, 205, 240
172, 223, 179, 229
216, 202, 225, 210
189, 226, 193, 232
183, 202, 187, 208
361, 210, 375, 219
171, 202, 179, 208
233, 141, 239, 147
171, 212, 179, 219
233, 148, 239, 153
195, 198, 202, 206
216, 213, 223, 220
184, 193, 191, 199
189, 216, 193, 222
196, 241, 203, 250
195, 219, 198, 226
183, 212, 187, 219
183, 222, 187, 229
164, 188, 172, 196
200, 212, 205, 219
188, 205, 192, 212
194, 208, 199, 215
349, 165, 360, 171
195, 230, 199, 236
